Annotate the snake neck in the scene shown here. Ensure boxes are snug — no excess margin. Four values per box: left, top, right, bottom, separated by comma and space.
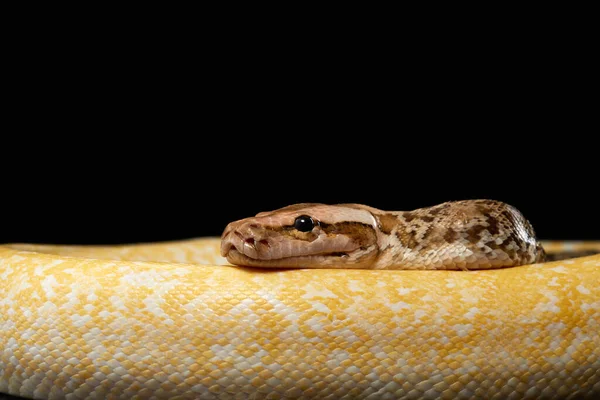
371, 210, 421, 269
370, 200, 545, 270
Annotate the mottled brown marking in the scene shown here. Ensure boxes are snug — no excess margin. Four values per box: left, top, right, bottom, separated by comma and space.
402, 212, 416, 223
484, 240, 503, 250
485, 216, 501, 236
503, 239, 519, 260
395, 230, 407, 248
419, 225, 446, 246
321, 222, 377, 248
420, 225, 436, 242
376, 213, 399, 235
419, 215, 435, 223
444, 229, 460, 243
407, 230, 421, 249
466, 224, 487, 244
396, 229, 421, 249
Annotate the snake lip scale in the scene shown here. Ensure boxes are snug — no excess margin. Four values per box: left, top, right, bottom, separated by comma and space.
225, 248, 352, 269
221, 199, 546, 270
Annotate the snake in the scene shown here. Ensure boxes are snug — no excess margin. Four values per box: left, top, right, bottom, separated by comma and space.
1, 199, 599, 399
220, 200, 546, 270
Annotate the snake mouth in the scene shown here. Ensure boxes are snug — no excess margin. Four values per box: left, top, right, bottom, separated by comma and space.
225, 248, 349, 268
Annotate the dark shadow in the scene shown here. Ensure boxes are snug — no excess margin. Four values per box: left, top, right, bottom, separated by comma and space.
546, 250, 600, 262
0, 394, 27, 400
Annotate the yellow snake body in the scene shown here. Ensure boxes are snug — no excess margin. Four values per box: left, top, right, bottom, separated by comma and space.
1, 238, 600, 399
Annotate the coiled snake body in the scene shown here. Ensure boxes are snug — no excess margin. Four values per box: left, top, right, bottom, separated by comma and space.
1, 199, 599, 399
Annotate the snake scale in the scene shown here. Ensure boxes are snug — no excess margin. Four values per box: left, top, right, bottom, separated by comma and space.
1, 199, 599, 399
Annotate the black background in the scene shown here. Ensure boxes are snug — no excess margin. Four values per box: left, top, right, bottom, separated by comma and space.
2, 128, 596, 245
1, 33, 597, 245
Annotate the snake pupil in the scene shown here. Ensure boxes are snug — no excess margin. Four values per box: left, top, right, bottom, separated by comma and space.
294, 215, 314, 232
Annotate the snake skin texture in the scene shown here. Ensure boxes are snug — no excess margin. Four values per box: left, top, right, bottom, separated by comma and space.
221, 200, 545, 270
1, 238, 599, 399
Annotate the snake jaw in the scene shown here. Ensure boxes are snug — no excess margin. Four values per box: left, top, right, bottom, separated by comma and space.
223, 246, 378, 269
221, 228, 363, 267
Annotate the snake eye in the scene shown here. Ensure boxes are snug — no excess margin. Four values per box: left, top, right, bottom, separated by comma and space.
294, 215, 315, 232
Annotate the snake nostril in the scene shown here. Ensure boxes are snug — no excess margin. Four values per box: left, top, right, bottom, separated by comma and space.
245, 238, 256, 247
259, 239, 270, 248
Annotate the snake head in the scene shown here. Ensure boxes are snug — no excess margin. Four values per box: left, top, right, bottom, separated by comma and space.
220, 203, 381, 268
